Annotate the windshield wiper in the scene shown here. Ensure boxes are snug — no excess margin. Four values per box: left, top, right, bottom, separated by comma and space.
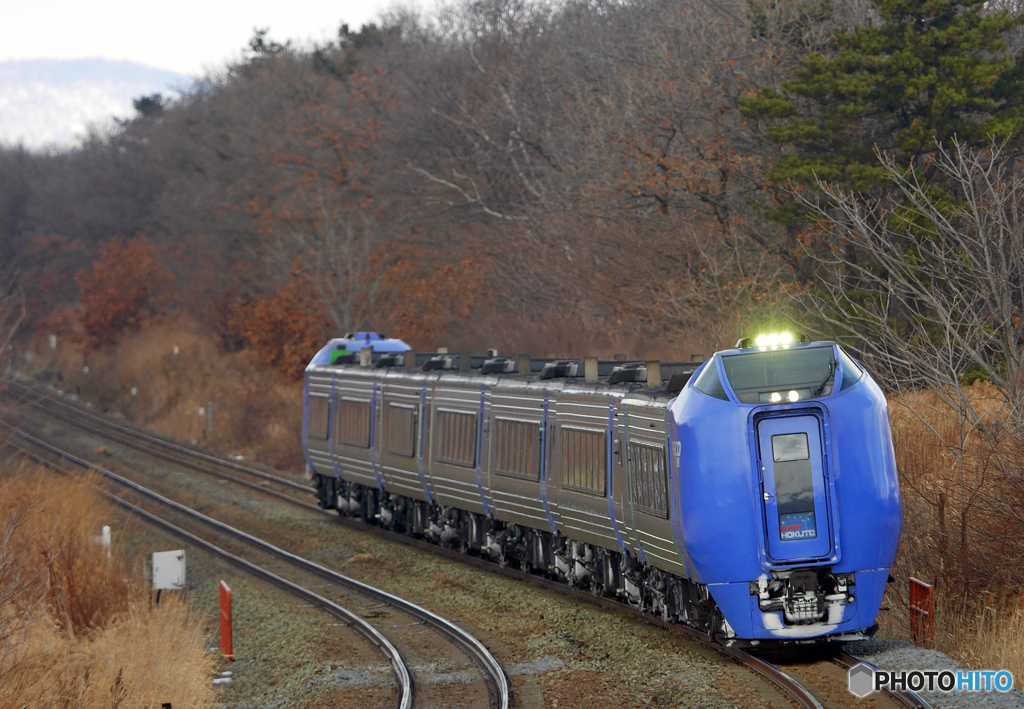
814, 360, 835, 397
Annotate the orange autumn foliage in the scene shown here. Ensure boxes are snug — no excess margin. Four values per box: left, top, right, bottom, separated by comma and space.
75, 237, 176, 349
228, 273, 331, 380
227, 247, 491, 379
383, 253, 492, 351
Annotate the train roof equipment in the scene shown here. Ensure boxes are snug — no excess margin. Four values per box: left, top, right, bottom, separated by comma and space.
306, 340, 704, 397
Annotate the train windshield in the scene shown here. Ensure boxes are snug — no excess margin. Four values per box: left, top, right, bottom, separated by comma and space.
721, 346, 836, 404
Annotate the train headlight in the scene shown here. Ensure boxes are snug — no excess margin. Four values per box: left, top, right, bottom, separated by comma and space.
741, 332, 804, 351
770, 392, 782, 403
788, 390, 800, 402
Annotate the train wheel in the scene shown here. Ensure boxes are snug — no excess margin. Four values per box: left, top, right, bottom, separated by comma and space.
589, 550, 607, 597
457, 513, 472, 554
361, 488, 379, 525
707, 604, 725, 642
312, 474, 325, 508
410, 501, 428, 537
519, 530, 534, 573
593, 551, 618, 598
663, 582, 683, 623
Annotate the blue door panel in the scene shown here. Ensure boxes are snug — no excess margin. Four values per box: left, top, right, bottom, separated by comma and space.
757, 415, 833, 561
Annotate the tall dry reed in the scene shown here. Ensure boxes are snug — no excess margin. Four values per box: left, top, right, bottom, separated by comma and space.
885, 384, 1024, 674
0, 461, 216, 709
938, 595, 1024, 681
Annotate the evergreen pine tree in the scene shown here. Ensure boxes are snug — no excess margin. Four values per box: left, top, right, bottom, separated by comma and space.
741, 0, 1024, 224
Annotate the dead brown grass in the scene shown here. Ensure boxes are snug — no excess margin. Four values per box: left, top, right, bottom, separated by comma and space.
0, 461, 215, 708
33, 312, 304, 470
885, 383, 1024, 677
937, 595, 1024, 682
4, 595, 214, 709
0, 466, 131, 635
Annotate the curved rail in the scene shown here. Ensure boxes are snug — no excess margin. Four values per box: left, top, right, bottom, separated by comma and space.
1, 432, 412, 709
6, 381, 312, 500
734, 651, 824, 709
4, 424, 510, 709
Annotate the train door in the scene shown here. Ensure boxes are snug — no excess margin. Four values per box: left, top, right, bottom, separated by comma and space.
329, 369, 380, 490
553, 392, 620, 551
756, 414, 833, 561
487, 381, 549, 531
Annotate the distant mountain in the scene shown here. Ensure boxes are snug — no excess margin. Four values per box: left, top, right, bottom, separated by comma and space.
0, 59, 191, 150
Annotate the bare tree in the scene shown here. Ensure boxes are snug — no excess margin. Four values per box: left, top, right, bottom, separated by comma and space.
798, 142, 1024, 560
280, 181, 394, 334
800, 141, 1024, 425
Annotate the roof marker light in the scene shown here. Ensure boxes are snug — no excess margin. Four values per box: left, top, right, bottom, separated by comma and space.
770, 392, 782, 403
738, 332, 806, 350
788, 390, 800, 402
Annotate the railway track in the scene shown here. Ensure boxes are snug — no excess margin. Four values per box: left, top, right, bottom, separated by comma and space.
1, 423, 510, 709
5, 380, 314, 507
3, 380, 931, 709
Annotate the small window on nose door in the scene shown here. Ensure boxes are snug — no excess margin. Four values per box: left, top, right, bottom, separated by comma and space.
772, 433, 809, 462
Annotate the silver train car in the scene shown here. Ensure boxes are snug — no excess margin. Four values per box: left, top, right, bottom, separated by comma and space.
305, 335, 697, 606
303, 333, 900, 645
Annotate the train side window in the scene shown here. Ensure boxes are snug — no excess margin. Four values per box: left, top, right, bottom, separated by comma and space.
493, 418, 541, 480
387, 402, 417, 457
495, 418, 544, 479
692, 360, 728, 401
629, 442, 669, 518
308, 395, 330, 440
561, 427, 607, 495
837, 348, 863, 392
333, 397, 371, 448
436, 409, 478, 467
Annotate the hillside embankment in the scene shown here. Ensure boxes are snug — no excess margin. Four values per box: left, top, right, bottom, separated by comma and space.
27, 314, 305, 471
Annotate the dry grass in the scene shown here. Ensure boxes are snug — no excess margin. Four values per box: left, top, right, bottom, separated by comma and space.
937, 596, 1024, 681
0, 461, 216, 709
884, 383, 1024, 676
33, 313, 305, 470
0, 466, 131, 635
4, 596, 214, 709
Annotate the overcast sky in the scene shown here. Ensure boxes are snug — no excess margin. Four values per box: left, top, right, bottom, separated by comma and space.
2, 0, 423, 76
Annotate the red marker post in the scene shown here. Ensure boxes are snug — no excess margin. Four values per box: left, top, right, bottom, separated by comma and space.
220, 581, 233, 661
909, 577, 934, 649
